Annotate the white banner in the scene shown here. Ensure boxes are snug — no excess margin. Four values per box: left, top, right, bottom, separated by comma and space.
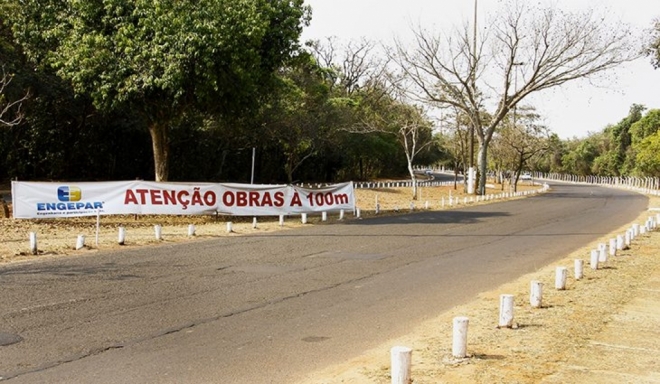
11, 181, 355, 219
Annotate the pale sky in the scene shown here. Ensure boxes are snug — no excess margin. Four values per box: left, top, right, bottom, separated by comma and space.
300, 0, 660, 139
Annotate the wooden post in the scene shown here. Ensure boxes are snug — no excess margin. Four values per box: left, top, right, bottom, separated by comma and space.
452, 316, 469, 358
390, 346, 412, 384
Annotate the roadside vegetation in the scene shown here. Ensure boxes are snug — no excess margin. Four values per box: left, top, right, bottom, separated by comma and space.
0, 1, 659, 195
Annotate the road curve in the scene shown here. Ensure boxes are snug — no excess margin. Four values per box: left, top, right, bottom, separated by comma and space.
0, 183, 648, 383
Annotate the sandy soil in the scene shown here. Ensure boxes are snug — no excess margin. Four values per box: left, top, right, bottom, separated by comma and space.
4, 181, 656, 383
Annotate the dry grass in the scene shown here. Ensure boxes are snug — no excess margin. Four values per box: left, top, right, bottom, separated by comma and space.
297, 195, 660, 384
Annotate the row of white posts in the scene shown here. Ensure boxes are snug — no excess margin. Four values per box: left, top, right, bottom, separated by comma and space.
25, 181, 550, 255
26, 210, 354, 254
389, 212, 660, 384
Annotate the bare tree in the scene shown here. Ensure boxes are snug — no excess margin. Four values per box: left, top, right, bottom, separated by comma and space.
496, 106, 550, 191
392, 1, 639, 194
0, 66, 28, 127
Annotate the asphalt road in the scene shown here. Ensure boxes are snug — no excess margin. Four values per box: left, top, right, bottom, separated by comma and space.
0, 183, 648, 383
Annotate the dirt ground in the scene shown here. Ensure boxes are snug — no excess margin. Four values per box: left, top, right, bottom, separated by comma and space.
3, 181, 657, 383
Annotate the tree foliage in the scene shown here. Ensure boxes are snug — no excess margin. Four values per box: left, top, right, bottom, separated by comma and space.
8, 0, 310, 181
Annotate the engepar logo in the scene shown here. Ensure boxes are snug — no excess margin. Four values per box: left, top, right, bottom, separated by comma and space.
36, 185, 103, 212
58, 186, 82, 202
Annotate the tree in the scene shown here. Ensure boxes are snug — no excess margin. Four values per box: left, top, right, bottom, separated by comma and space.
8, 0, 310, 181
635, 131, 660, 176
392, 1, 639, 194
493, 106, 549, 191
0, 65, 27, 127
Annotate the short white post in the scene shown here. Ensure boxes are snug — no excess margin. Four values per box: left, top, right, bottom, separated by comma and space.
574, 259, 584, 280
641, 225, 647, 234
530, 281, 543, 308
409, 202, 414, 211
154, 225, 162, 240
498, 294, 515, 328
452, 316, 469, 358
252, 217, 258, 229
29, 232, 37, 255
555, 267, 567, 290
226, 222, 233, 233
356, 208, 361, 218
609, 238, 616, 257
633, 223, 640, 237
390, 346, 412, 384
301, 213, 308, 224
590, 249, 599, 270
188, 224, 195, 236
441, 197, 445, 208
424, 201, 429, 210
279, 214, 284, 226
118, 226, 126, 245
76, 235, 85, 250
598, 243, 607, 263
616, 235, 624, 251
339, 209, 345, 220
625, 230, 631, 248
375, 203, 380, 215
322, 211, 327, 222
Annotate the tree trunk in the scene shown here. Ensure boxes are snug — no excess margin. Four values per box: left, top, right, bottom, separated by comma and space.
408, 162, 418, 200
148, 122, 169, 182
477, 142, 488, 195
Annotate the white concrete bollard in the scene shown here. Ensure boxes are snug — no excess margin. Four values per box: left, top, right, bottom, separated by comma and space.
154, 225, 162, 240
530, 281, 543, 308
390, 346, 412, 384
76, 235, 85, 250
574, 259, 584, 280
339, 209, 345, 220
598, 244, 607, 263
118, 226, 126, 245
555, 267, 568, 290
409, 202, 414, 211
188, 224, 195, 237
633, 223, 640, 237
452, 316, 469, 358
625, 230, 631, 248
590, 249, 599, 270
641, 225, 647, 234
375, 203, 380, 215
226, 222, 233, 233
301, 213, 308, 224
322, 211, 327, 222
498, 294, 515, 328
616, 235, 624, 251
425, 201, 429, 210
609, 238, 617, 257
441, 197, 445, 208
252, 217, 258, 229
279, 214, 284, 226
29, 232, 38, 255
356, 208, 361, 219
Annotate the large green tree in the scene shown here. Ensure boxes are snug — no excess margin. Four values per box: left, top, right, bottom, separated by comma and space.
8, 0, 309, 181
